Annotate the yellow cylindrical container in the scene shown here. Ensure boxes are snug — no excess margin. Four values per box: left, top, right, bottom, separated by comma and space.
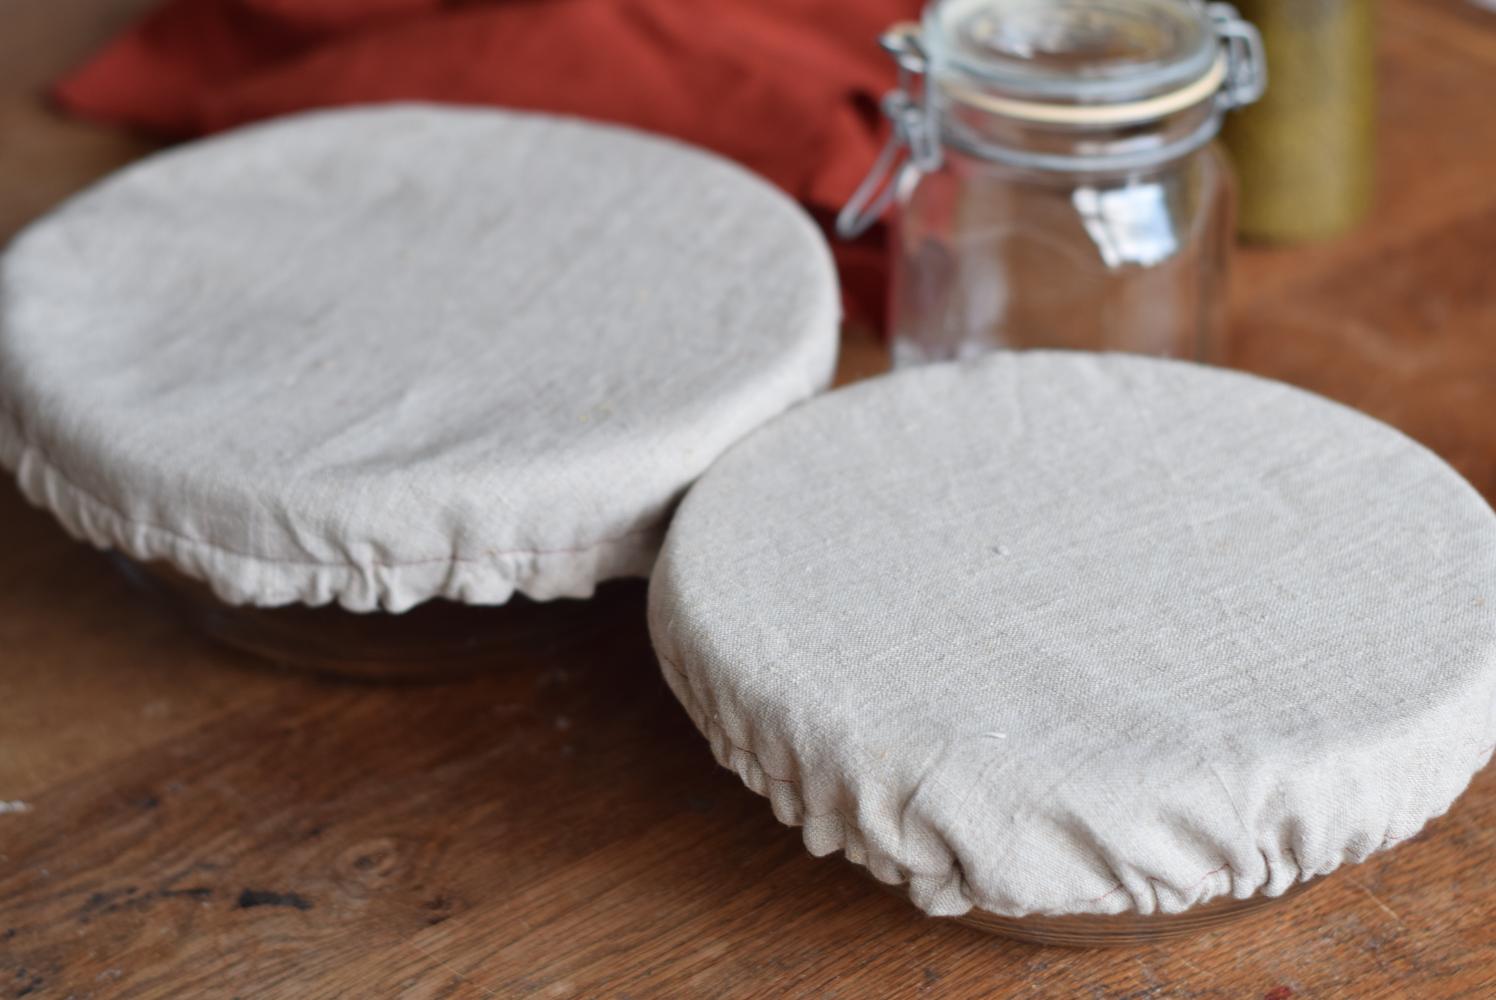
1224, 0, 1377, 243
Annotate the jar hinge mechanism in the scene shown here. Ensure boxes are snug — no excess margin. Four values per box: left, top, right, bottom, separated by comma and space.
1209, 3, 1268, 109
835, 24, 941, 240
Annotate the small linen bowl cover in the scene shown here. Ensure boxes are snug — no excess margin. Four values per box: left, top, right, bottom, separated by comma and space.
0, 105, 839, 613
649, 352, 1496, 918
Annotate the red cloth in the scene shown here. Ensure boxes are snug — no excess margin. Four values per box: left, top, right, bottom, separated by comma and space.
54, 0, 919, 329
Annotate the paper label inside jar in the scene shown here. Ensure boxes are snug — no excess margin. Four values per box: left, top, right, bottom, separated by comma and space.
1072, 182, 1179, 268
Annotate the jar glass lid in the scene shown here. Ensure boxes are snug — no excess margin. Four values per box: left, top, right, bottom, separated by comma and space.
926, 0, 1220, 104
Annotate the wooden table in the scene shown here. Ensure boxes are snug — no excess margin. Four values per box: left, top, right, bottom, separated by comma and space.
3, 1, 1496, 996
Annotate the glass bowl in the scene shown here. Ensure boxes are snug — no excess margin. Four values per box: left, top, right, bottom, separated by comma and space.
954, 877, 1319, 947
112, 555, 623, 681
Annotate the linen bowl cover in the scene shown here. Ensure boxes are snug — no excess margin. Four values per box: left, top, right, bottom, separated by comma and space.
649, 352, 1496, 918
0, 104, 839, 612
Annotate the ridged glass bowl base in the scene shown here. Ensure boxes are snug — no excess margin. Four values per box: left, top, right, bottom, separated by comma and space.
952, 878, 1319, 947
112, 556, 605, 682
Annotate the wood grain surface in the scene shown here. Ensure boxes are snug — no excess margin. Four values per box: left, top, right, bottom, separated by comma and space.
3, 1, 1496, 997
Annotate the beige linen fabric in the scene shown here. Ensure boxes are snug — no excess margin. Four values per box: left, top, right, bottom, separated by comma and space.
0, 105, 839, 612
650, 352, 1496, 918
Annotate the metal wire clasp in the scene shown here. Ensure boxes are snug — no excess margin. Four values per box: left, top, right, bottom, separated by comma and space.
835, 9, 1266, 239
835, 24, 943, 240
1208, 3, 1268, 109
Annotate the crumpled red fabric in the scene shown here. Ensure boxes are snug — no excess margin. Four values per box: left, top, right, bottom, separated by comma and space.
54, 0, 921, 329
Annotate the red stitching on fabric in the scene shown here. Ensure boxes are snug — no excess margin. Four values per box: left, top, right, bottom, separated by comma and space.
1083, 862, 1232, 904
0, 411, 657, 569
1084, 883, 1128, 905
659, 651, 1496, 912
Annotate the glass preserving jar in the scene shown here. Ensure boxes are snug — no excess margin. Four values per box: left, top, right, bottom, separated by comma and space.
839, 0, 1266, 365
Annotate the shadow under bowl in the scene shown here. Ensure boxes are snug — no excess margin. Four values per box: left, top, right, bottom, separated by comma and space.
111, 555, 633, 682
